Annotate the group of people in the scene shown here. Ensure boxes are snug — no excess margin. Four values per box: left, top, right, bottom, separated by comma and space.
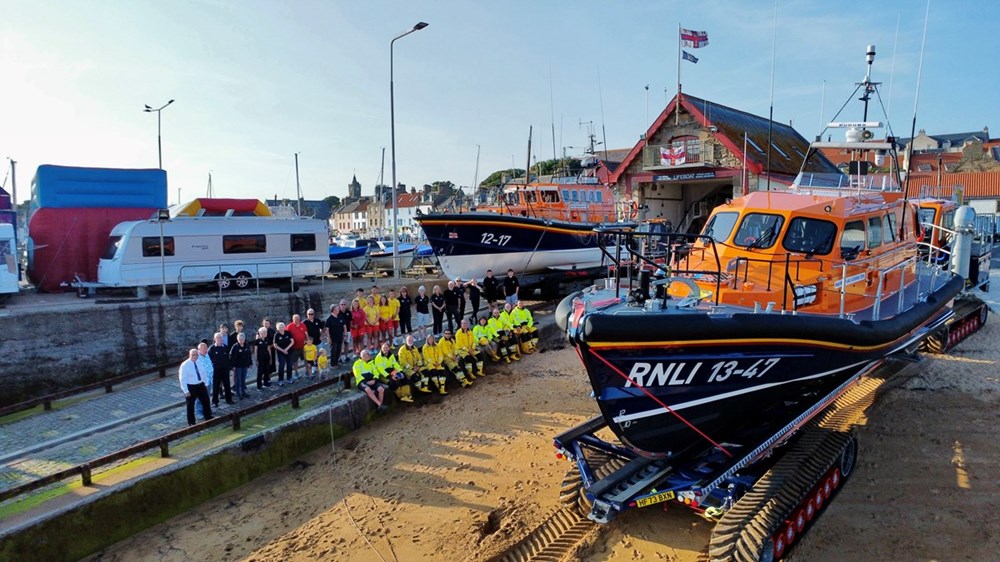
351, 301, 539, 411
178, 268, 536, 424
177, 313, 337, 426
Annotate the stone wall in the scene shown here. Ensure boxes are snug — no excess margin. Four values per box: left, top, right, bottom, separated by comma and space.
0, 279, 445, 407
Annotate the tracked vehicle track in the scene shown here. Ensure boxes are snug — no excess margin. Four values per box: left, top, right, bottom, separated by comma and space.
707, 359, 914, 561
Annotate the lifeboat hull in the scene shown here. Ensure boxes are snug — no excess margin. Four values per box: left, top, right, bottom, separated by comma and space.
415, 213, 609, 280
567, 275, 964, 458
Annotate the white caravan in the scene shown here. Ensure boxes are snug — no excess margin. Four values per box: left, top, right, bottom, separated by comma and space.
97, 216, 330, 289
0, 223, 17, 299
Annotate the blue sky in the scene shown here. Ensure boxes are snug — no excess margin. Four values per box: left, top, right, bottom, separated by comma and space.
1, 1, 997, 205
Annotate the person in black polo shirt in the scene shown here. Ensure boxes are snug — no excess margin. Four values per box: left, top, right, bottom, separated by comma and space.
430, 285, 446, 337
252, 326, 273, 389
503, 268, 520, 306
325, 304, 344, 366
208, 332, 235, 405
303, 308, 324, 352
444, 280, 461, 334
482, 269, 500, 310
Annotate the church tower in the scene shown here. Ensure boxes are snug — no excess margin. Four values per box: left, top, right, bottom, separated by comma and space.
348, 175, 361, 200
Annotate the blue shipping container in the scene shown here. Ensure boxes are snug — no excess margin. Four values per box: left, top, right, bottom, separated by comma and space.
31, 165, 168, 209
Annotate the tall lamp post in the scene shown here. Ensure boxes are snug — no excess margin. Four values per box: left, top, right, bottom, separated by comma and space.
390, 21, 429, 279
156, 209, 171, 300
144, 99, 175, 169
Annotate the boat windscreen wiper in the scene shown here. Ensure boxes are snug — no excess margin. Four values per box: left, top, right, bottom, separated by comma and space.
746, 224, 777, 250
805, 231, 835, 258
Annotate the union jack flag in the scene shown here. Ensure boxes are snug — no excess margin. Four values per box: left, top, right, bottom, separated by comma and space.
681, 28, 709, 48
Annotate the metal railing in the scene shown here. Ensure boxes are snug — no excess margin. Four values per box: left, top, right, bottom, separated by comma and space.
177, 259, 332, 298
593, 229, 948, 320
641, 143, 704, 169
0, 361, 178, 417
0, 371, 355, 504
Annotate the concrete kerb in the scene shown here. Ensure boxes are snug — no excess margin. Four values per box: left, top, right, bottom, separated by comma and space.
0, 302, 569, 562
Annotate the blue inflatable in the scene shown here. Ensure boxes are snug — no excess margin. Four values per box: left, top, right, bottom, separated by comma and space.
31, 165, 168, 209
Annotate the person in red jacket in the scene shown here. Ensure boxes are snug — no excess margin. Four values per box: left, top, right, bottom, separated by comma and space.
286, 313, 308, 379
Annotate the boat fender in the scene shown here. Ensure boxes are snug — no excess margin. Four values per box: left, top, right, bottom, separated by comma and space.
555, 290, 583, 332
628, 201, 639, 220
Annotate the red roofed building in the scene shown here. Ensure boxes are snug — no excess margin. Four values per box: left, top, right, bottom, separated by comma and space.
611, 92, 839, 233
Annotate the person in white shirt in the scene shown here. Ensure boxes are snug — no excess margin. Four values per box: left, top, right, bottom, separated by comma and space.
179, 349, 213, 425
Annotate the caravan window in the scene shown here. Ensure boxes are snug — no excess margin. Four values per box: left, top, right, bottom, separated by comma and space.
102, 236, 123, 260
291, 233, 316, 252
141, 237, 175, 257
223, 234, 267, 254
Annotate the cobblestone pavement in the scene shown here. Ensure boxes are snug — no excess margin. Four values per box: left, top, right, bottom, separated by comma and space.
0, 368, 346, 495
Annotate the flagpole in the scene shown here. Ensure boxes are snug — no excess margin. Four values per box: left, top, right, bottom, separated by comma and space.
676, 23, 681, 125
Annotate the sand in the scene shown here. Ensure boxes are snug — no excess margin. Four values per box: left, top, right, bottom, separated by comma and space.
87, 304, 1000, 561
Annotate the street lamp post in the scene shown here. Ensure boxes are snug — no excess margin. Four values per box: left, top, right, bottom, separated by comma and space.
144, 99, 175, 169
156, 209, 171, 300
390, 21, 429, 279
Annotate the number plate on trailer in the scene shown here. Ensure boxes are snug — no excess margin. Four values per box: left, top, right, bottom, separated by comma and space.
635, 490, 675, 508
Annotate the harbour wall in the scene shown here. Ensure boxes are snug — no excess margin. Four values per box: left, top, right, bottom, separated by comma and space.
0, 279, 440, 407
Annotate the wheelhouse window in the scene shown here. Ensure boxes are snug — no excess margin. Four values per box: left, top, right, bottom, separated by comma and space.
524, 191, 538, 204
102, 236, 123, 260
223, 234, 267, 254
141, 236, 175, 257
918, 207, 936, 227
867, 217, 882, 248
290, 233, 316, 252
734, 213, 785, 248
781, 217, 837, 255
886, 212, 898, 242
561, 189, 569, 202
881, 215, 895, 243
700, 211, 739, 244
596, 191, 603, 203
539, 190, 559, 203
841, 220, 866, 254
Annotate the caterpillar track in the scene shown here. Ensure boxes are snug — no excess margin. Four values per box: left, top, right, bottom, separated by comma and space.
706, 358, 917, 561
921, 295, 989, 354
493, 454, 625, 562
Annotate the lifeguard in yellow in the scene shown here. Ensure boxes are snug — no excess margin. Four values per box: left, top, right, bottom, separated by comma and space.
440, 330, 474, 386
353, 349, 387, 412
455, 319, 485, 377
512, 300, 538, 352
489, 307, 521, 362
388, 289, 401, 343
397, 335, 431, 393
474, 315, 503, 362
421, 334, 450, 395
374, 342, 412, 403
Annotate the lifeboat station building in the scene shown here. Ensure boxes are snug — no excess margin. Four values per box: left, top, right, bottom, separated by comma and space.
611, 93, 839, 233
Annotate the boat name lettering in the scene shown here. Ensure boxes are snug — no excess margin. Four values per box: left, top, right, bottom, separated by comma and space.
625, 361, 703, 387
625, 358, 782, 387
191, 244, 208, 250
833, 273, 866, 289
480, 233, 512, 247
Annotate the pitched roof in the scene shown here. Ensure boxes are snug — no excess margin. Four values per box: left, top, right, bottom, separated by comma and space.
898, 129, 990, 148
395, 192, 423, 208
904, 171, 1000, 199
612, 93, 839, 183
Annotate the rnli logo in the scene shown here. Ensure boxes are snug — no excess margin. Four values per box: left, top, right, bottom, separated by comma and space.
448, 232, 459, 239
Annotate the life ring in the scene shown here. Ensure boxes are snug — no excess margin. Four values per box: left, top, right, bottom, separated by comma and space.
628, 202, 639, 220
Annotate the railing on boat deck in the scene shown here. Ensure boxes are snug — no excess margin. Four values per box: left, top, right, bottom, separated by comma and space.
595, 228, 947, 320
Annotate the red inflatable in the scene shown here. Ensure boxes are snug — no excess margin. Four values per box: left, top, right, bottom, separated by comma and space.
28, 207, 156, 292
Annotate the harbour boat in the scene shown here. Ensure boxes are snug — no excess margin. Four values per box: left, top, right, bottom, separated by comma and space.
367, 240, 415, 271
327, 244, 369, 274
415, 135, 619, 281
554, 46, 969, 460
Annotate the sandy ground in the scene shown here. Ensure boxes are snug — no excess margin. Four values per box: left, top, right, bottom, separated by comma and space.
87, 309, 1000, 561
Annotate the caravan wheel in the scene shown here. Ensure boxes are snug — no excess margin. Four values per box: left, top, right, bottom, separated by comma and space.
233, 271, 253, 289
215, 272, 233, 290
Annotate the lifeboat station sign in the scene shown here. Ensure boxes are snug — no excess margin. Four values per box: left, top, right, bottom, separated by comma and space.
653, 171, 722, 182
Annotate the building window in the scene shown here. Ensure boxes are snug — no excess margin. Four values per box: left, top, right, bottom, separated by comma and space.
141, 236, 175, 257
290, 233, 316, 252
223, 234, 267, 254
